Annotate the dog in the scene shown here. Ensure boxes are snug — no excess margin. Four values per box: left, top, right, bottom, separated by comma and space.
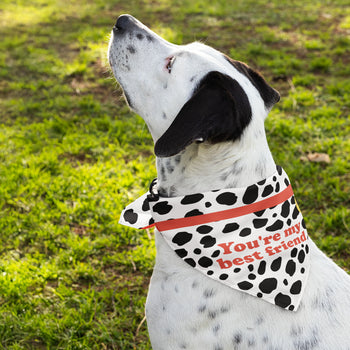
108, 14, 350, 350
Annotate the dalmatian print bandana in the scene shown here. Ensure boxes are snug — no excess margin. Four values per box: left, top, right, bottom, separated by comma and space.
119, 166, 310, 311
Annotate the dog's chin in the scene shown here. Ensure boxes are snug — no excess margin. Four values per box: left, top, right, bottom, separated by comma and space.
122, 90, 135, 109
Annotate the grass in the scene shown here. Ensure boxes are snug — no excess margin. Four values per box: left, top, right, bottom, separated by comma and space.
0, 0, 349, 349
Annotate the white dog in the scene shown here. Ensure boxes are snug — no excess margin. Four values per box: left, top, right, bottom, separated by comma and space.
108, 14, 350, 350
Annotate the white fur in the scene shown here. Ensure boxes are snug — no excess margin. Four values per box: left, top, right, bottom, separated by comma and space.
108, 15, 350, 349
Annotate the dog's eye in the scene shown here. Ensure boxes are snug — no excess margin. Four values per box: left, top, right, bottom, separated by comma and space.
166, 56, 176, 73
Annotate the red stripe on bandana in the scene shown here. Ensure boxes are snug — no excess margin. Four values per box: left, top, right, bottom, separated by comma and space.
142, 184, 294, 232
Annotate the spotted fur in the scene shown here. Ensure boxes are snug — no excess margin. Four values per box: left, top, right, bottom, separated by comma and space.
108, 14, 350, 350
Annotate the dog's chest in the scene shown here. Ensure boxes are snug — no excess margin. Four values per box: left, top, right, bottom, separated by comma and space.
145, 234, 280, 350
146, 235, 350, 350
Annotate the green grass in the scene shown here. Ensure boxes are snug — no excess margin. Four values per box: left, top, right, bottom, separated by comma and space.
0, 0, 349, 349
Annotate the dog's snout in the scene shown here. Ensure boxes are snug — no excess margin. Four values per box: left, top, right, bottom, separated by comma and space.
114, 14, 138, 33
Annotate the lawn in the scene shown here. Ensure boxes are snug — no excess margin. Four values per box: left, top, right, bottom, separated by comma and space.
0, 0, 349, 349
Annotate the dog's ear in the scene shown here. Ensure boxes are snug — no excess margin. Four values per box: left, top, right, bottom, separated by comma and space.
225, 57, 280, 109
154, 71, 252, 157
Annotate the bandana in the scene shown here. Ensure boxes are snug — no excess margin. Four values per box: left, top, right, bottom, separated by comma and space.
119, 166, 310, 311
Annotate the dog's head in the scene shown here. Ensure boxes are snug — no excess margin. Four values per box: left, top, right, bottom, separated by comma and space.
108, 15, 280, 158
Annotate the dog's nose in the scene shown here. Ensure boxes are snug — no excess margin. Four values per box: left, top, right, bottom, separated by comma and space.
114, 14, 137, 33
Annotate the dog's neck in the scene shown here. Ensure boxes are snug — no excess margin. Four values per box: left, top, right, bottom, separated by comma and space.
156, 121, 276, 197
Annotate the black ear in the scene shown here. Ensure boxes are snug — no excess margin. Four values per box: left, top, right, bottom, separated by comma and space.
225, 56, 280, 109
154, 71, 252, 157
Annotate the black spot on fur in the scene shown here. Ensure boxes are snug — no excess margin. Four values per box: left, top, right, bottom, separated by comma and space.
166, 159, 174, 173
172, 231, 192, 246
126, 45, 136, 54
220, 306, 230, 313
208, 311, 217, 319
192, 281, 198, 289
204, 289, 215, 298
262, 336, 269, 344
160, 165, 166, 181
293, 337, 319, 350
136, 33, 144, 40
181, 193, 205, 204
174, 155, 182, 164
233, 333, 243, 345
248, 338, 256, 347
198, 305, 206, 313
